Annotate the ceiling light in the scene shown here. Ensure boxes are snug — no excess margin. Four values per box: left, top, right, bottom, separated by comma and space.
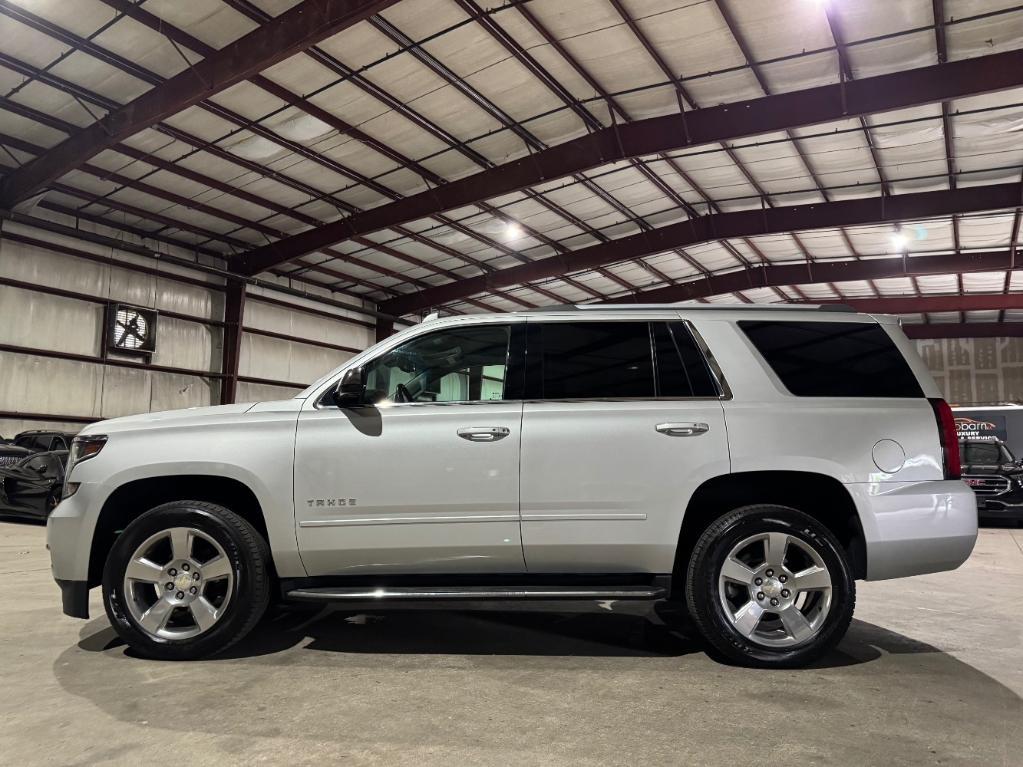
890, 232, 910, 250
503, 221, 524, 240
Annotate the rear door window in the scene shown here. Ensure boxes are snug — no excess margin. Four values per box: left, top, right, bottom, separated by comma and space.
739, 320, 923, 398
538, 322, 654, 399
534, 321, 720, 399
653, 322, 720, 398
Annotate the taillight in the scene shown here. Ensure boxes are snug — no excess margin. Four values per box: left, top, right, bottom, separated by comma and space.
928, 398, 961, 480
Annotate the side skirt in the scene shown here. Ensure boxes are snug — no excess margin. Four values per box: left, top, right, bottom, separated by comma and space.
280, 573, 672, 603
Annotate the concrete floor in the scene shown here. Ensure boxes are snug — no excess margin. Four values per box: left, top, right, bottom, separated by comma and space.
1, 521, 1021, 767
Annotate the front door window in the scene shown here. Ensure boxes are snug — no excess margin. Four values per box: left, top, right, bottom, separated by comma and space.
363, 324, 511, 404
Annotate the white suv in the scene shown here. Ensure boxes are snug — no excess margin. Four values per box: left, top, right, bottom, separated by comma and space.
48, 305, 976, 667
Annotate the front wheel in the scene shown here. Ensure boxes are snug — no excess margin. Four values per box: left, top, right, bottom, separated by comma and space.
102, 501, 271, 660
685, 505, 855, 668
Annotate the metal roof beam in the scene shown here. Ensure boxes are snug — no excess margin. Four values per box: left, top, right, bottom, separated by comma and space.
607, 250, 1020, 306
381, 182, 1023, 314
819, 295, 1023, 314
902, 322, 1023, 339
238, 48, 1023, 276
0, 0, 399, 206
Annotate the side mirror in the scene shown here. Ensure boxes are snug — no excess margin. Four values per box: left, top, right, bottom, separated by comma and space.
331, 367, 365, 408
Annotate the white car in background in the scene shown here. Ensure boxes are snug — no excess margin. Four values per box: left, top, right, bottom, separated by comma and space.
48, 304, 976, 667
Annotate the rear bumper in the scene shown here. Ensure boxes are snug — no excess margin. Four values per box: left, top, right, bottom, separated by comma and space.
846, 480, 978, 581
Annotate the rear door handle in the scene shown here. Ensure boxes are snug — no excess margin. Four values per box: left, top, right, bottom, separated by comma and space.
655, 422, 709, 437
457, 426, 511, 442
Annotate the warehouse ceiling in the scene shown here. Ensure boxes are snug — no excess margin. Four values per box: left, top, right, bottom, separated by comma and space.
0, 0, 1022, 329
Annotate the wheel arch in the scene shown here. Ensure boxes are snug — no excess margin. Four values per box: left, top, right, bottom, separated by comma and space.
88, 475, 272, 587
672, 470, 866, 596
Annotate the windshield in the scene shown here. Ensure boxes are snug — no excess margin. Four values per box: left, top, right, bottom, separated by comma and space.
961, 442, 1015, 465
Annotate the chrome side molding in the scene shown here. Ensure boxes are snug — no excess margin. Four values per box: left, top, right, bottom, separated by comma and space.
286, 584, 667, 601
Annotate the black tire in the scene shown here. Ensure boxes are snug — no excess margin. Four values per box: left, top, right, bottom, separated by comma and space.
102, 501, 271, 660
685, 505, 855, 669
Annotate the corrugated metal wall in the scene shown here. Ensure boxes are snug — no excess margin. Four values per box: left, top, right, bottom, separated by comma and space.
0, 218, 375, 440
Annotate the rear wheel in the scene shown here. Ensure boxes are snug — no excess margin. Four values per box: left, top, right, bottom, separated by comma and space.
685, 505, 855, 668
102, 501, 270, 660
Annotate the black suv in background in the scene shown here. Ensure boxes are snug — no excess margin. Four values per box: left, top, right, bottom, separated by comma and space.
960, 438, 1023, 523
12, 430, 77, 452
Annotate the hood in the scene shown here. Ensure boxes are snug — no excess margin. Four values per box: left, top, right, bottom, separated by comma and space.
79, 400, 302, 436
0, 464, 49, 483
0, 445, 34, 457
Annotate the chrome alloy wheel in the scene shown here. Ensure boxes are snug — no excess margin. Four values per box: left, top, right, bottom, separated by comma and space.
717, 531, 832, 648
122, 527, 234, 641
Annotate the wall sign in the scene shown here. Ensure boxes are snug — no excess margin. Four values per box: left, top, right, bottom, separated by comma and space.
954, 414, 1007, 442
106, 303, 158, 357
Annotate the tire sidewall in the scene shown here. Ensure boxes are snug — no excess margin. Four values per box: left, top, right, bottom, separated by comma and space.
103, 502, 265, 660
689, 506, 855, 667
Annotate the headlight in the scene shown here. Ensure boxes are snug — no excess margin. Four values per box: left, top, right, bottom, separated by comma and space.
63, 435, 107, 499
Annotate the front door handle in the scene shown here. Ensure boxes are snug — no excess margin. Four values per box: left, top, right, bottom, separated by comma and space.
457, 426, 511, 442
655, 422, 709, 437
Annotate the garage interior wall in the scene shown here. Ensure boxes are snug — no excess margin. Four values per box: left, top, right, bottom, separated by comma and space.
915, 337, 1023, 406
2, 211, 1017, 435
0, 215, 374, 438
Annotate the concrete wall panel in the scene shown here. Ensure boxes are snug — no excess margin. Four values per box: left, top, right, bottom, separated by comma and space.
0, 285, 103, 355
235, 381, 304, 404
239, 333, 351, 386
0, 351, 103, 417
244, 297, 373, 351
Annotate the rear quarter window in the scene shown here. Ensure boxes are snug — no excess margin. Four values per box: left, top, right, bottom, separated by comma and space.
739, 320, 923, 398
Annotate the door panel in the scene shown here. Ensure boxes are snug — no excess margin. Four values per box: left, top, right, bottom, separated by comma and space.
294, 403, 525, 575
518, 318, 729, 574
519, 400, 728, 573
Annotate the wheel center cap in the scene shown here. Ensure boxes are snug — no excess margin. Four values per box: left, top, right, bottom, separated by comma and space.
173, 571, 193, 592
761, 578, 783, 598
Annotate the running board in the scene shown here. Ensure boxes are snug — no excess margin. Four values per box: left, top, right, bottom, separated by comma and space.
285, 584, 667, 602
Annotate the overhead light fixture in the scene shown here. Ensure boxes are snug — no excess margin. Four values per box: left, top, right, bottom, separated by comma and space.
890, 232, 910, 250
503, 221, 524, 240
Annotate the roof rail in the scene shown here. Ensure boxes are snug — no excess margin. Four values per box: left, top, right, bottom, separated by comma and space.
526, 303, 856, 313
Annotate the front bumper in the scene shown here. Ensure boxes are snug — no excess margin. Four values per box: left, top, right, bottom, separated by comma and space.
57, 579, 90, 619
47, 484, 100, 618
978, 497, 1023, 521
846, 479, 978, 581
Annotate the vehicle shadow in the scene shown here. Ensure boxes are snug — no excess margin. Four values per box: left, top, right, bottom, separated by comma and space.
75, 603, 924, 667
56, 608, 1023, 764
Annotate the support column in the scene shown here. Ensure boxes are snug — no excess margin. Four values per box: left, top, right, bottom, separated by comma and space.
375, 317, 394, 343
220, 278, 246, 404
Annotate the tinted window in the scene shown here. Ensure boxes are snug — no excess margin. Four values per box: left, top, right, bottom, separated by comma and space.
740, 321, 923, 398
540, 322, 654, 399
962, 443, 1001, 465
15, 435, 48, 450
363, 324, 510, 403
654, 323, 719, 398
